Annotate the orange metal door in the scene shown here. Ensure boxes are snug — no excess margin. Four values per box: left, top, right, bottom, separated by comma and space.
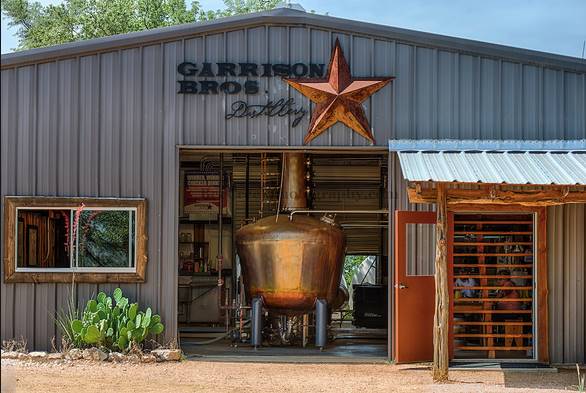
394, 211, 436, 363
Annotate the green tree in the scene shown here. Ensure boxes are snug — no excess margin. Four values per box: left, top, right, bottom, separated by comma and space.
344, 255, 367, 286
218, 0, 280, 16
2, 0, 280, 51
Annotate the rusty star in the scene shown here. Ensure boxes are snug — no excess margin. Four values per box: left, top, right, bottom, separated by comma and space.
285, 39, 394, 144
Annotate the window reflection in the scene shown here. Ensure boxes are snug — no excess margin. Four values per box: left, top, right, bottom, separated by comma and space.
77, 210, 135, 268
16, 209, 71, 268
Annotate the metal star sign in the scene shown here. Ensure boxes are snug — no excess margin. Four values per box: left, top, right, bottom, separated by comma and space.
285, 39, 394, 144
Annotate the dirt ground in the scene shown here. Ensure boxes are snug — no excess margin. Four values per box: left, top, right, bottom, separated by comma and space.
0, 359, 579, 393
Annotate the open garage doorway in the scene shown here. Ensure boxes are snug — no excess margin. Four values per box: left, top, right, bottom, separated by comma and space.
176, 149, 389, 361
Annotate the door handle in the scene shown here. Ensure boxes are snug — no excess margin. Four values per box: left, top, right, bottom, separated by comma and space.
395, 283, 408, 289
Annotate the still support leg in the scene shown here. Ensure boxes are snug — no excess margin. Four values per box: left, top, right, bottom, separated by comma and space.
251, 297, 263, 348
432, 184, 449, 382
315, 299, 328, 350
302, 314, 309, 348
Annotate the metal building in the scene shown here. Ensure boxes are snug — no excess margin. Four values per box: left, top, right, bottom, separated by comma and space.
1, 7, 585, 365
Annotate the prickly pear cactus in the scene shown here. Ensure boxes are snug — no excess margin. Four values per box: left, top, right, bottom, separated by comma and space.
68, 288, 164, 352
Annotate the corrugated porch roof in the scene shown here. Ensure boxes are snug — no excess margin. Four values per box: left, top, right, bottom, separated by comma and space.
389, 139, 586, 186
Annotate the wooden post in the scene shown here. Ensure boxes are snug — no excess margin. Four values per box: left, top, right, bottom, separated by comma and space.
432, 184, 449, 382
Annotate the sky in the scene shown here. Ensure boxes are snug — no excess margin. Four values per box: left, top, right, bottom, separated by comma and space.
2, 0, 585, 58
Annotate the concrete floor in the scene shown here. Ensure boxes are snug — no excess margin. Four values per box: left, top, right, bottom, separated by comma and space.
181, 338, 388, 363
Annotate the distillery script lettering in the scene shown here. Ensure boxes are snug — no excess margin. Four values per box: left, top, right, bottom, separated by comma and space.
225, 98, 306, 127
177, 61, 324, 127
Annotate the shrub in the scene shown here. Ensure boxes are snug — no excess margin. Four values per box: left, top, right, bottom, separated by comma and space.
59, 287, 164, 352
54, 285, 80, 348
2, 337, 27, 353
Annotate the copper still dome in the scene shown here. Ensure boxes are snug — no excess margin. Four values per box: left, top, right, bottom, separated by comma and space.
235, 153, 347, 315
236, 214, 346, 315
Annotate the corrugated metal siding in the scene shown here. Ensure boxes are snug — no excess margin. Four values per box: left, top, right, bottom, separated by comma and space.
134, 26, 584, 146
0, 47, 175, 349
548, 203, 586, 364
406, 223, 436, 276
1, 20, 584, 352
397, 151, 586, 185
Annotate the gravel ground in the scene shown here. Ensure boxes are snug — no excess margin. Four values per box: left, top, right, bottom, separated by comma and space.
0, 359, 579, 393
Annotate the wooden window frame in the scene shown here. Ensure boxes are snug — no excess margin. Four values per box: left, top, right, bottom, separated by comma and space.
3, 196, 148, 283
447, 204, 548, 363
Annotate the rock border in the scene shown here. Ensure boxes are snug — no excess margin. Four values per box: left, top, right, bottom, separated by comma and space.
1, 348, 182, 363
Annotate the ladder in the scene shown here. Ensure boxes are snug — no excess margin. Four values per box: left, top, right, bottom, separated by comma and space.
259, 153, 281, 217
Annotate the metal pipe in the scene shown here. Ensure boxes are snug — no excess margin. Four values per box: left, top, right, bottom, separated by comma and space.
251, 297, 263, 348
217, 153, 226, 329
340, 224, 389, 228
289, 209, 388, 220
339, 220, 389, 224
378, 165, 385, 286
315, 299, 328, 350
225, 286, 230, 332
239, 281, 245, 340
230, 169, 237, 330
213, 153, 239, 328
245, 155, 250, 219
219, 153, 224, 256
275, 153, 285, 221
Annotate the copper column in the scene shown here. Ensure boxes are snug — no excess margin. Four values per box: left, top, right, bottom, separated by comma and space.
280, 152, 308, 211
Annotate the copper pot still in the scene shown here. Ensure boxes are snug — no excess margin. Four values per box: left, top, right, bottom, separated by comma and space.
235, 153, 347, 315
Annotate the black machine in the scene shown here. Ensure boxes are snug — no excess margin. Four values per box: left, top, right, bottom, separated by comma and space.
352, 284, 387, 329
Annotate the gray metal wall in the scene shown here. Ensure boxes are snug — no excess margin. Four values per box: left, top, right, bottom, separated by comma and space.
548, 203, 586, 364
0, 59, 178, 350
176, 26, 585, 145
1, 20, 585, 352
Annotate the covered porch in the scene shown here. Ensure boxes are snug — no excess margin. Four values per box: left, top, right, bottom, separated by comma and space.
390, 139, 586, 381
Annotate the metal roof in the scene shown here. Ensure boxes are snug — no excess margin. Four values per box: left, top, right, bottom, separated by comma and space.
389, 139, 586, 152
391, 140, 586, 186
2, 7, 586, 72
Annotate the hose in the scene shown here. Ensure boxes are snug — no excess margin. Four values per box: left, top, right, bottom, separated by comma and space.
184, 320, 250, 345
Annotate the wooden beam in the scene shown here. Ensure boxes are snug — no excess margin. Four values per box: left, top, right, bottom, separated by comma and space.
408, 186, 586, 206
536, 207, 549, 363
432, 184, 449, 382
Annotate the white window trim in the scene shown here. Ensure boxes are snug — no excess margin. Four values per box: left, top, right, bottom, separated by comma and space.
14, 206, 138, 274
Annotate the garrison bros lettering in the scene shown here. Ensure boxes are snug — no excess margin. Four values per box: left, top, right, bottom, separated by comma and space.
177, 62, 325, 95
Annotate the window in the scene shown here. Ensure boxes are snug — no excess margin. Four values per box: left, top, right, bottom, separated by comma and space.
4, 197, 147, 283
76, 209, 136, 269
